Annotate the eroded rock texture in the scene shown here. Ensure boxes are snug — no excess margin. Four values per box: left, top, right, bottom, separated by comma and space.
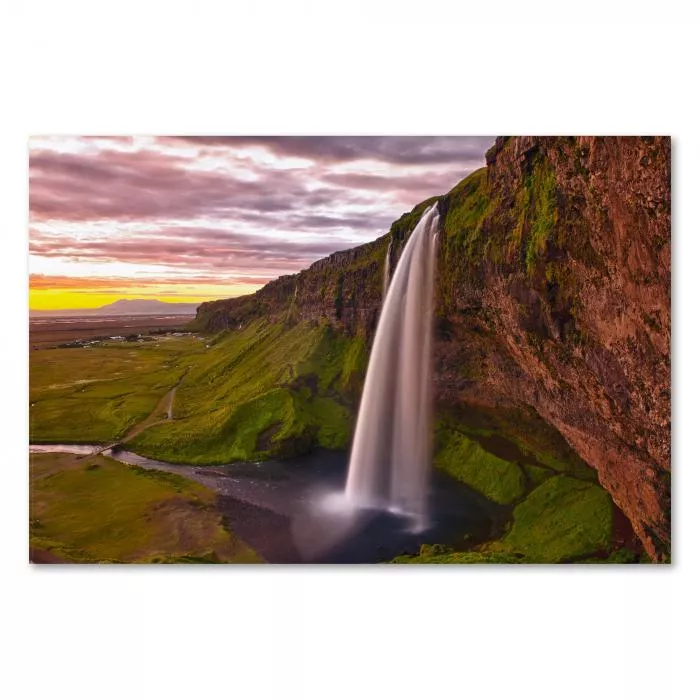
196, 136, 671, 559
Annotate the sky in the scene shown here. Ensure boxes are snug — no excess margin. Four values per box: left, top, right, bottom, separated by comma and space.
29, 136, 494, 310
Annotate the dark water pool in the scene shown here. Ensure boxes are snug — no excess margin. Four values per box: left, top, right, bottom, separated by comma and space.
31, 445, 503, 563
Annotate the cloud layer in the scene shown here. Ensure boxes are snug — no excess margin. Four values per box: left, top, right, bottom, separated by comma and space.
29, 135, 493, 306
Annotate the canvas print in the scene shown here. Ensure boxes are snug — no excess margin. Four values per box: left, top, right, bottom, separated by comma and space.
29, 136, 671, 564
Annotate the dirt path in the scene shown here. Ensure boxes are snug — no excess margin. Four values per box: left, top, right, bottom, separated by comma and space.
94, 367, 190, 454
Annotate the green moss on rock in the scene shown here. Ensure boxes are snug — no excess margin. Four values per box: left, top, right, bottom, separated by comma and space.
434, 428, 526, 504
523, 157, 558, 273
498, 475, 614, 562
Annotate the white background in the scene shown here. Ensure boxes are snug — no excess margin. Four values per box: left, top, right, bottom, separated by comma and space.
1, 2, 698, 698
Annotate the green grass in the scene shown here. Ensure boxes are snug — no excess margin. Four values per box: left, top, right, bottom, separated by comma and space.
438, 405, 597, 482
436, 169, 492, 297
523, 464, 553, 487
296, 324, 367, 396
129, 321, 362, 463
392, 549, 525, 564
434, 428, 526, 504
496, 475, 613, 562
30, 452, 260, 563
30, 337, 202, 443
436, 146, 561, 276
291, 392, 351, 450
576, 548, 642, 564
442, 168, 490, 244
29, 323, 363, 463
393, 476, 615, 564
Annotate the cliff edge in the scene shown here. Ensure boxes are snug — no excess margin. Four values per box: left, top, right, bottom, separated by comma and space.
194, 136, 671, 559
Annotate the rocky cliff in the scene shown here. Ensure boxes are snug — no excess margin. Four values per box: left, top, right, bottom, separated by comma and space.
194, 136, 671, 560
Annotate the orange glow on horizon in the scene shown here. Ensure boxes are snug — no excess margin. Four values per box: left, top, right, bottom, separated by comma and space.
29, 281, 263, 311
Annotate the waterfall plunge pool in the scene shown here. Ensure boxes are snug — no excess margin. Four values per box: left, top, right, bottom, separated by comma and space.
30, 445, 501, 563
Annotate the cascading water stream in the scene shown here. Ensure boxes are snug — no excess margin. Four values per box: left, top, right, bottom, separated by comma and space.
382, 239, 392, 299
344, 203, 440, 530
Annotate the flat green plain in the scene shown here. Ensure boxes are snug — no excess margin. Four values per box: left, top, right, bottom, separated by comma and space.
30, 451, 260, 563
30, 336, 202, 443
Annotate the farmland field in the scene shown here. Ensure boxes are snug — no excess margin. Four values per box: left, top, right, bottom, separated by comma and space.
30, 332, 206, 443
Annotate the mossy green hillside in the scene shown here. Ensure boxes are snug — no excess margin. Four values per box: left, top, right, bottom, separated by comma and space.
29, 320, 366, 463
434, 428, 526, 504
30, 452, 260, 563
437, 152, 558, 278
421, 406, 617, 564
437, 404, 596, 483
295, 323, 367, 396
394, 475, 615, 564
129, 321, 365, 464
496, 475, 613, 562
441, 167, 491, 259
388, 196, 441, 246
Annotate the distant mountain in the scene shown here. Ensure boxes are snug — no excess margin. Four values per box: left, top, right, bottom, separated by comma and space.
30, 299, 201, 318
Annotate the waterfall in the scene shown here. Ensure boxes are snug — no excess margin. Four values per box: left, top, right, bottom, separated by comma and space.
344, 203, 440, 530
382, 239, 392, 299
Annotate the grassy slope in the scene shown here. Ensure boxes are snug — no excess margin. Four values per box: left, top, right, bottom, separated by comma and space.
415, 422, 618, 563
129, 320, 366, 464
498, 475, 612, 561
29, 324, 364, 462
394, 476, 615, 564
434, 428, 526, 504
30, 452, 260, 563
439, 157, 558, 272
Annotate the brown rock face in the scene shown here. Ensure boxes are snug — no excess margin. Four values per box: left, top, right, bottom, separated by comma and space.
196, 136, 671, 560
437, 136, 670, 560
